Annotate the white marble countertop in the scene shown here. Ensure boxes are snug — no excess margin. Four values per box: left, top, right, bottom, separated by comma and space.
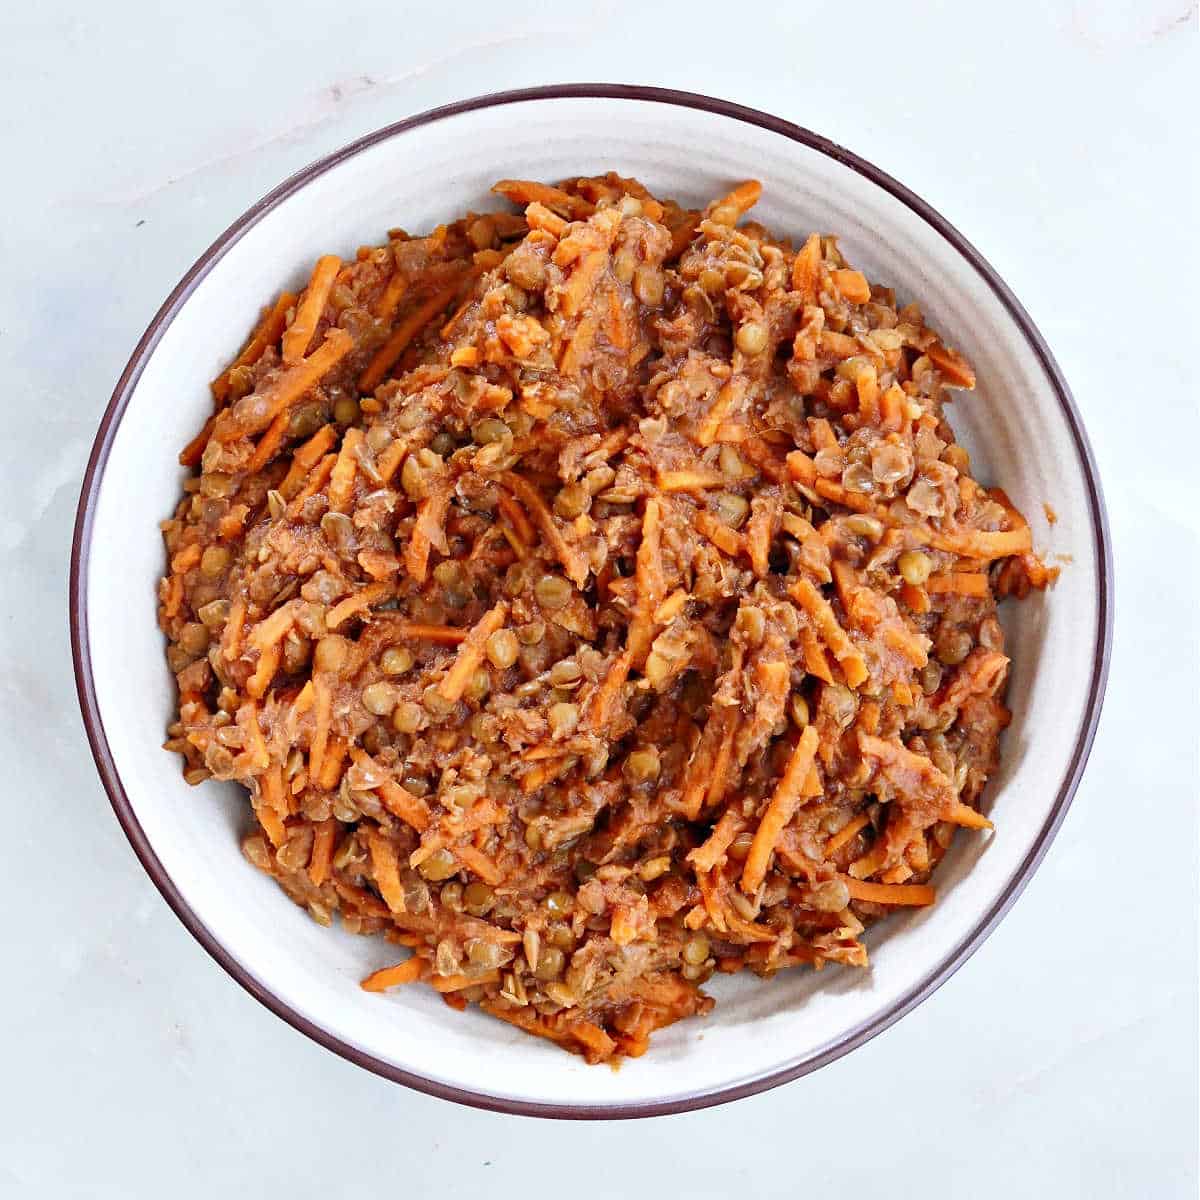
2, 1, 1196, 1195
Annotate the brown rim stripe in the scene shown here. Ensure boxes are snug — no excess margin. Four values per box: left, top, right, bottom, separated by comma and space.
69, 84, 1114, 1120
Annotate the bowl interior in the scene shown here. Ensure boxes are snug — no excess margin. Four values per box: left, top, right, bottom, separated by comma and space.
79, 93, 1104, 1114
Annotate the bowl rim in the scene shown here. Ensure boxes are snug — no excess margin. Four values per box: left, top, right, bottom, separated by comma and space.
69, 83, 1113, 1120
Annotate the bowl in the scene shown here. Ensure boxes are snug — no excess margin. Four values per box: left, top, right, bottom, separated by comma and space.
70, 85, 1112, 1118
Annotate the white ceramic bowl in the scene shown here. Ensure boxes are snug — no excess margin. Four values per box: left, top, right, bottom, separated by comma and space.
71, 86, 1112, 1118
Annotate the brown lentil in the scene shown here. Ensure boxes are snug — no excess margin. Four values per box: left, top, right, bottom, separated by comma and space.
735, 322, 768, 356
418, 848, 458, 882
534, 575, 571, 610
486, 628, 519, 668
380, 646, 414, 675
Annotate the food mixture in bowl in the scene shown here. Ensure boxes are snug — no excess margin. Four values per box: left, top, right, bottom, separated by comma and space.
159, 173, 1054, 1061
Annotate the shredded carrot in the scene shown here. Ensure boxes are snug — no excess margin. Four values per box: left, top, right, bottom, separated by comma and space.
317, 736, 347, 790
521, 757, 569, 795
358, 276, 468, 394
710, 179, 762, 221
523, 201, 568, 238
819, 329, 859, 360
328, 426, 364, 512
809, 418, 838, 451
376, 439, 407, 485
278, 424, 337, 499
438, 602, 508, 702
500, 472, 589, 588
927, 342, 976, 389
657, 468, 725, 492
326, 581, 393, 631
882, 622, 930, 668
833, 269, 871, 304
373, 266, 409, 320
245, 409, 291, 474
855, 362, 880, 423
584, 649, 632, 733
331, 878, 390, 920
926, 572, 990, 598
161, 573, 184, 619
559, 310, 599, 376
454, 843, 503, 885
308, 818, 337, 887
605, 283, 629, 350
348, 748, 431, 831
947, 801, 993, 830
523, 742, 573, 763
496, 490, 536, 545
680, 707, 734, 820
791, 233, 822, 303
802, 764, 823, 799
211, 290, 296, 402
924, 525, 1033, 560
221, 599, 246, 662
381, 621, 467, 646
880, 384, 905, 432
687, 811, 745, 873
786, 448, 817, 486
813, 477, 880, 515
745, 495, 780, 578
847, 834, 891, 881
695, 509, 744, 557
738, 437, 788, 482
628, 497, 665, 666
432, 971, 501, 993
366, 830, 407, 913
696, 378, 746, 447
285, 452, 336, 518
830, 559, 862, 614
255, 802, 286, 848
900, 582, 931, 614
666, 212, 701, 261
492, 179, 592, 218
247, 601, 298, 652
405, 479, 453, 586
824, 812, 871, 858
653, 588, 688, 624
170, 543, 202, 574
557, 248, 608, 319
282, 255, 342, 363
216, 327, 354, 442
741, 725, 820, 894
703, 712, 741, 808
246, 644, 280, 699
307, 676, 332, 783
791, 578, 868, 687
259, 759, 285, 816
216, 504, 249, 541
360, 957, 424, 992
178, 414, 217, 468
800, 626, 835, 684
842, 876, 936, 906
571, 1020, 617, 1059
